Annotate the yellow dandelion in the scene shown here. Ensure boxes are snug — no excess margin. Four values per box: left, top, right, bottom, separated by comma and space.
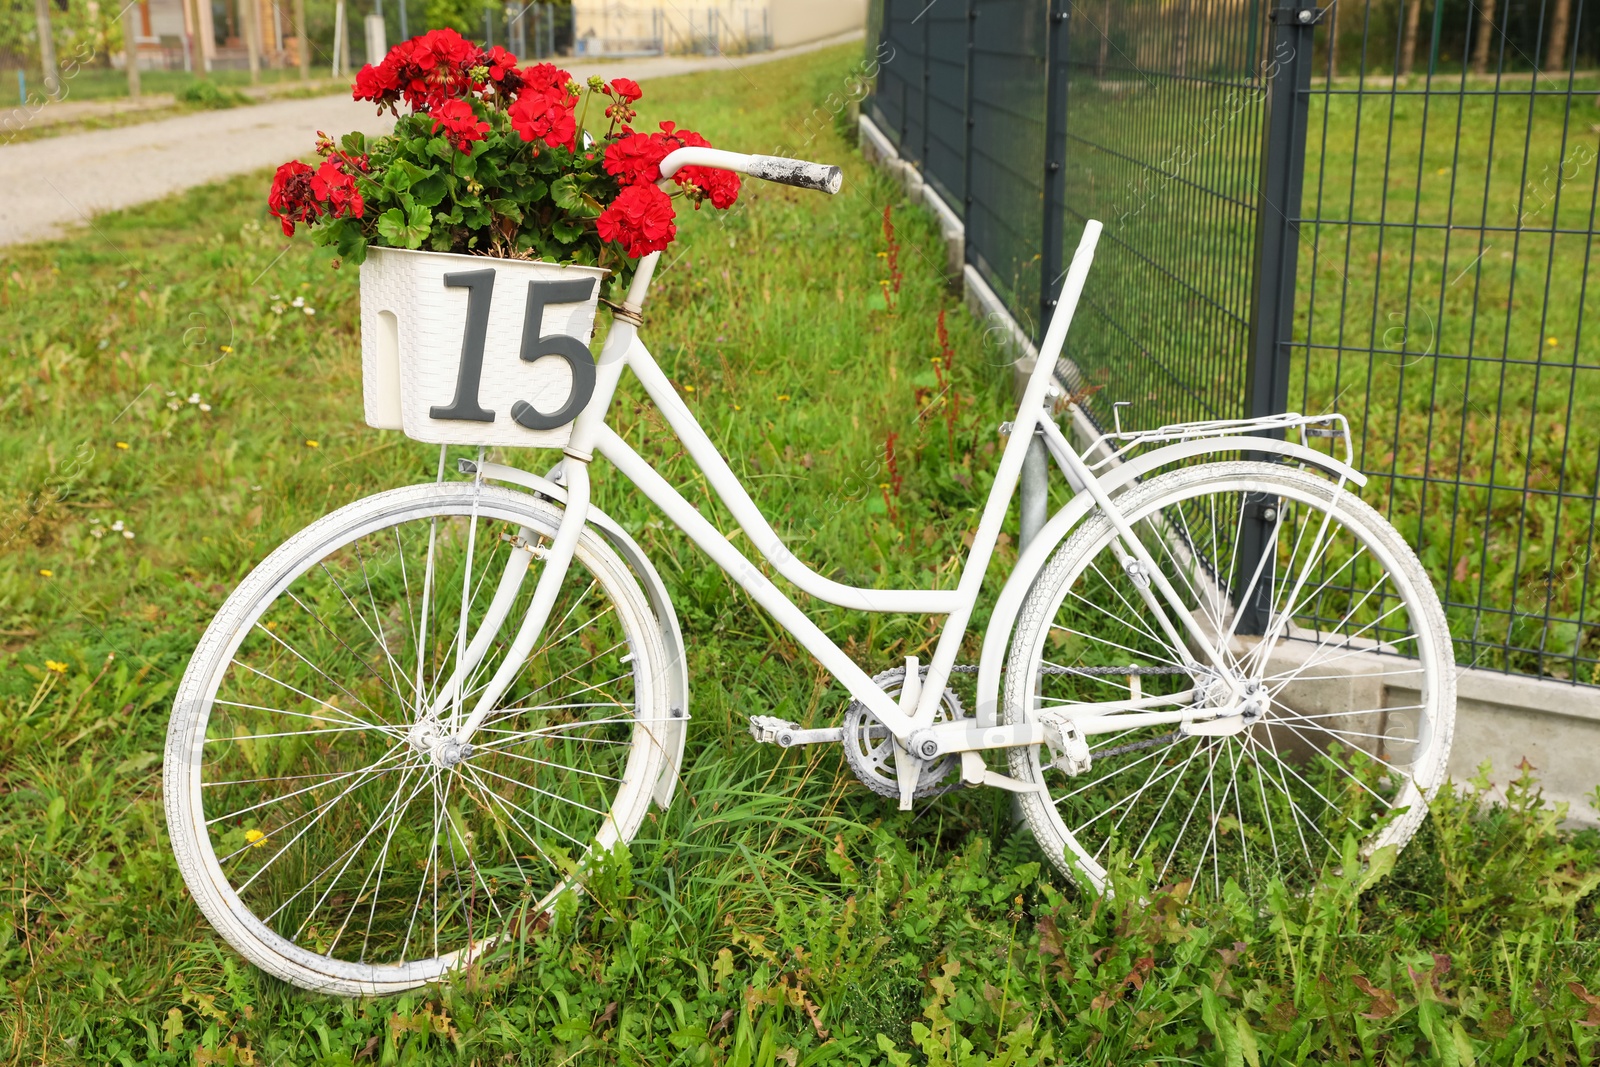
44, 660, 67, 673
683, 384, 695, 392
777, 394, 791, 402
305, 439, 320, 448
37, 568, 52, 578
733, 404, 743, 411
244, 828, 267, 848
219, 344, 234, 353
1547, 336, 1559, 347
115, 441, 130, 450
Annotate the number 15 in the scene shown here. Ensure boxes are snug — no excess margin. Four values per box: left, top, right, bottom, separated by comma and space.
430, 269, 598, 432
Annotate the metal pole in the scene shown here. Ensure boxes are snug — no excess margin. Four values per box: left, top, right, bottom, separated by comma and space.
244, 0, 262, 83
294, 0, 309, 78
122, 1, 142, 98
189, 0, 209, 78
332, 0, 346, 76
1039, 0, 1069, 339
33, 0, 58, 96
961, 0, 976, 238
397, 0, 407, 42
1020, 435, 1049, 550
1235, 2, 1320, 634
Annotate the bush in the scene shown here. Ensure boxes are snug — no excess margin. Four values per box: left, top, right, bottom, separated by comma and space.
176, 80, 250, 109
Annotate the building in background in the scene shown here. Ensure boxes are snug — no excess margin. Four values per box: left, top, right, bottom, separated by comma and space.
569, 0, 863, 56
122, 0, 297, 71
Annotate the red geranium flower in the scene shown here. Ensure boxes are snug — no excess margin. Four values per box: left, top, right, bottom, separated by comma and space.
508, 79, 578, 151
310, 159, 365, 218
431, 98, 490, 153
268, 159, 321, 236
603, 131, 672, 186
484, 46, 519, 82
520, 62, 574, 99
353, 59, 401, 112
608, 77, 642, 103
596, 182, 677, 258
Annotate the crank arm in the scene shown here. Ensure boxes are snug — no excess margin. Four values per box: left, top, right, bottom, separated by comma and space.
748, 716, 844, 748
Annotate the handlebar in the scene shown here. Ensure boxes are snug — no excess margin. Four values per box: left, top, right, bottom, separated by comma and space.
658, 147, 843, 195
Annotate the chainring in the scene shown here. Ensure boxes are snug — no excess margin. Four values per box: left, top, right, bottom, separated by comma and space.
841, 668, 962, 799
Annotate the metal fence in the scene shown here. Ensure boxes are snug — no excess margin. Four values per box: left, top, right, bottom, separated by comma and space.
867, 0, 1600, 685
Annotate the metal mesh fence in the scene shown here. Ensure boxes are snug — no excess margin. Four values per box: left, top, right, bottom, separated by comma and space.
924, 0, 970, 212
1290, 0, 1600, 682
965, 0, 1049, 323
866, 0, 1600, 685
1055, 0, 1272, 428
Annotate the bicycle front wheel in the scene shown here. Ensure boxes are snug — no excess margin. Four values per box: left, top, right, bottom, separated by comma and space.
165, 482, 674, 995
1004, 461, 1454, 895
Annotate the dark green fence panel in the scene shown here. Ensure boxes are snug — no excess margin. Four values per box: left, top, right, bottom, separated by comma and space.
864, 0, 1600, 683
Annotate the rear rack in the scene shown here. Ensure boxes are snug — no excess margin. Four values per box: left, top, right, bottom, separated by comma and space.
1081, 410, 1354, 475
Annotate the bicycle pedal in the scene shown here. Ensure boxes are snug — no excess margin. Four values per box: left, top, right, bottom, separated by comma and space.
748, 716, 844, 748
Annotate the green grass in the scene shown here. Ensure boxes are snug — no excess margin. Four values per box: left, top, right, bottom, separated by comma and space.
3, 65, 317, 104
1, 43, 1598, 1065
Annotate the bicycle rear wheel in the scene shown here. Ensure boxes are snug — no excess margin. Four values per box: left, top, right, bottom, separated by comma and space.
1004, 461, 1454, 895
165, 482, 673, 994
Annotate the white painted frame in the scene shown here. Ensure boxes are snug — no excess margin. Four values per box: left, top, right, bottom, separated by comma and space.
441, 152, 1368, 764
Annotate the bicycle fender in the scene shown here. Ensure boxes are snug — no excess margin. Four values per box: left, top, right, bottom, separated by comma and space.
474, 462, 690, 810
974, 435, 1366, 730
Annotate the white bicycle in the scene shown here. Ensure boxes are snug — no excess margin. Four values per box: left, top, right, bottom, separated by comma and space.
165, 148, 1455, 994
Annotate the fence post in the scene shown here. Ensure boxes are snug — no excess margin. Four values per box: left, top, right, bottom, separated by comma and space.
961, 0, 976, 229
1020, 0, 1071, 556
1235, 1, 1320, 635
1038, 0, 1069, 344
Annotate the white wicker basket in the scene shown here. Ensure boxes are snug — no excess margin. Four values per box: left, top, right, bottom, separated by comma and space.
359, 246, 608, 448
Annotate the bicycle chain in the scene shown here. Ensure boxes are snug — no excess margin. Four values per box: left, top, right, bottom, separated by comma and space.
943, 663, 1190, 676
886, 664, 1192, 797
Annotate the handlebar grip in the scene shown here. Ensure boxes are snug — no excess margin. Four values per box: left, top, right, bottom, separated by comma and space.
746, 155, 844, 195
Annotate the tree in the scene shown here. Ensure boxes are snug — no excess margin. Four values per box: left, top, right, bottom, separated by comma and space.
1399, 0, 1425, 78
1545, 0, 1573, 72
1471, 0, 1497, 75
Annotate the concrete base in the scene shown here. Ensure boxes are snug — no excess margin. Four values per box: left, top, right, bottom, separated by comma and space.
857, 109, 1600, 826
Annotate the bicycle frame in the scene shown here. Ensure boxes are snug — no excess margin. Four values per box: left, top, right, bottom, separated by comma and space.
447, 218, 1363, 772
450, 221, 1159, 744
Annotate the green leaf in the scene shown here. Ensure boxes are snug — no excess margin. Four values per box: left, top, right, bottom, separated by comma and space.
376, 204, 431, 249
340, 130, 366, 156
550, 173, 585, 212
381, 158, 433, 194
551, 216, 587, 243
411, 174, 448, 207
1234, 1014, 1260, 1067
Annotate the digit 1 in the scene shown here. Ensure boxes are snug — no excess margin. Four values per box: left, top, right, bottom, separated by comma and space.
510, 278, 599, 431
430, 269, 497, 423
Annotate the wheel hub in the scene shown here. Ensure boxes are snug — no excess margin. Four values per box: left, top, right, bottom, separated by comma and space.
407, 717, 475, 768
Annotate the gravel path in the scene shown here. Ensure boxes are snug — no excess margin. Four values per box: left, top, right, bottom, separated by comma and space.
0, 31, 861, 248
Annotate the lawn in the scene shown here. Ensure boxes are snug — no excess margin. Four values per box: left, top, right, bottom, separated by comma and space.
1, 42, 1598, 1065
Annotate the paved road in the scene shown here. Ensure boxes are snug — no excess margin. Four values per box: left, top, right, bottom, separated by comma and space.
0, 31, 861, 247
